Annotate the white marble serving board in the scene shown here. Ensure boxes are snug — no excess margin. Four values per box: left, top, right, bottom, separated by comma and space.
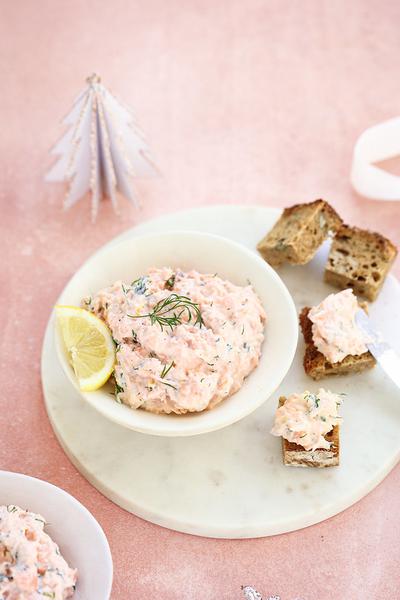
41, 205, 400, 538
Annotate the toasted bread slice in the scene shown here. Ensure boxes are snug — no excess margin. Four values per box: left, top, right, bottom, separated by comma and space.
299, 307, 376, 380
257, 199, 342, 267
324, 225, 397, 301
278, 397, 339, 467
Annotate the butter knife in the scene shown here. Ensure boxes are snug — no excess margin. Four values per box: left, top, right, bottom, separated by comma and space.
355, 309, 400, 389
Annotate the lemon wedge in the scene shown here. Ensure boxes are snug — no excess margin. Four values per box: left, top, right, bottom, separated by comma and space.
56, 305, 115, 391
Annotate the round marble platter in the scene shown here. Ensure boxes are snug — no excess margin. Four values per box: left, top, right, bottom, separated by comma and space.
42, 205, 400, 538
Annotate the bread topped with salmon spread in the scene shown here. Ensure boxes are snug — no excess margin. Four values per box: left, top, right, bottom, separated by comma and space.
271, 390, 342, 468
299, 289, 376, 380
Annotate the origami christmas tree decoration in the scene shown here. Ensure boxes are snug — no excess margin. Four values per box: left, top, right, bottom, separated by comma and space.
46, 74, 158, 220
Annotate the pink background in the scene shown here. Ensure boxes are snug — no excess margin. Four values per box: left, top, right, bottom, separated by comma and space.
1, 1, 400, 598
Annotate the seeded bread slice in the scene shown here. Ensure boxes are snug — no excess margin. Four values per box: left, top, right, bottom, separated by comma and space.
278, 397, 339, 467
257, 199, 342, 267
324, 225, 398, 301
299, 307, 376, 380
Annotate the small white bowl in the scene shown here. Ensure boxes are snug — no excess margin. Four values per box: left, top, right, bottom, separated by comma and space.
55, 231, 298, 436
0, 471, 113, 600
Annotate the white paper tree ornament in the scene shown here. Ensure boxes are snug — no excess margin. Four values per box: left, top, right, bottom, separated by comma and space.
46, 74, 158, 220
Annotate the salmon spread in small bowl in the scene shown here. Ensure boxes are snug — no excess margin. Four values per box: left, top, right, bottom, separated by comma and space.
0, 504, 77, 599
55, 231, 298, 436
83, 267, 266, 415
0, 471, 113, 600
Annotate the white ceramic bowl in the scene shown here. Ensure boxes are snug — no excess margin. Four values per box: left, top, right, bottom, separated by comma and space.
0, 471, 113, 600
55, 231, 298, 436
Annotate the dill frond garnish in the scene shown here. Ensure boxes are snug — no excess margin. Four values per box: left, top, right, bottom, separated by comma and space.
129, 294, 203, 332
159, 363, 178, 391
114, 381, 124, 403
112, 336, 121, 352
161, 381, 177, 391
304, 392, 319, 407
160, 361, 175, 379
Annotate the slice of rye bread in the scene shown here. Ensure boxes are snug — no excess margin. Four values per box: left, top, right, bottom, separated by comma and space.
299, 307, 376, 380
278, 397, 339, 467
257, 199, 342, 267
324, 224, 398, 301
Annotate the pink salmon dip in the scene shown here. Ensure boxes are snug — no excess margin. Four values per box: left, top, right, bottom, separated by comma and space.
308, 289, 372, 364
0, 505, 77, 599
271, 388, 342, 451
84, 267, 266, 414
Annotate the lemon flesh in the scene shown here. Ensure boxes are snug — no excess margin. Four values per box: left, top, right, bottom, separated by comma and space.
56, 305, 115, 391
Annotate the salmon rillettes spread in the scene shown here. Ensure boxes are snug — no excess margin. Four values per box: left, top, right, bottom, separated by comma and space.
0, 505, 77, 599
271, 389, 342, 451
308, 289, 372, 364
83, 267, 266, 414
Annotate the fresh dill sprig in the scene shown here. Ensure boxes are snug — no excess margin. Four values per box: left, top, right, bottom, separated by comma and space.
161, 381, 177, 391
114, 381, 124, 403
112, 336, 121, 352
304, 392, 319, 407
129, 294, 204, 332
160, 361, 175, 379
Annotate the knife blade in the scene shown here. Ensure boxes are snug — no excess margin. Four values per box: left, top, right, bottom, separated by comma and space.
355, 309, 400, 389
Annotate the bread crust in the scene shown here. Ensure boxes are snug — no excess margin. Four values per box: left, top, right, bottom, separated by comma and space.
282, 199, 341, 225
333, 224, 397, 260
299, 307, 376, 380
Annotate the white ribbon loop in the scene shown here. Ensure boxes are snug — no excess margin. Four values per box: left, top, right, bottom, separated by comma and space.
351, 117, 400, 201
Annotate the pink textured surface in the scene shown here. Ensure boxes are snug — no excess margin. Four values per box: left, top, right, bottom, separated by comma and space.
1, 1, 400, 598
